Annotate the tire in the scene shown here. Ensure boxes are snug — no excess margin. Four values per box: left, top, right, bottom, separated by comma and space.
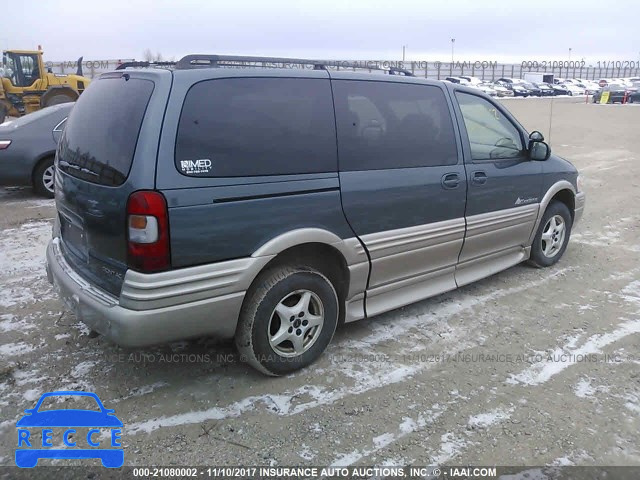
235, 266, 339, 376
33, 157, 55, 198
528, 201, 573, 268
44, 94, 75, 107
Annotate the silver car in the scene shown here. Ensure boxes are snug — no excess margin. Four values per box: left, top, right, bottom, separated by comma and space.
0, 103, 73, 197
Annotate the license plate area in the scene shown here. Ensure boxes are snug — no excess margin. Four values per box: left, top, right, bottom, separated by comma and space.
60, 213, 88, 259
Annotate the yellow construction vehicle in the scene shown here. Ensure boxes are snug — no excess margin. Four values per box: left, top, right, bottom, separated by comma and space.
0, 48, 90, 124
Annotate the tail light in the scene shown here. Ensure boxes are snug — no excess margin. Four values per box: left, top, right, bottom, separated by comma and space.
0, 140, 11, 150
126, 191, 170, 272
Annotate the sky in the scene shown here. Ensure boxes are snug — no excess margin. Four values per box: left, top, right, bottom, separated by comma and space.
3, 0, 639, 64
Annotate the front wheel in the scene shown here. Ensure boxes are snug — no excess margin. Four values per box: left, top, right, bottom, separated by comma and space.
235, 266, 339, 376
528, 201, 573, 268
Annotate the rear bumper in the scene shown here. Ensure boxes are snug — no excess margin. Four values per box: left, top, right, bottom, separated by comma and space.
574, 192, 586, 225
46, 238, 270, 346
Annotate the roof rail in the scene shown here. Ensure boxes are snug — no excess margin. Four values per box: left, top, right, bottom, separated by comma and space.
116, 61, 176, 70
175, 54, 414, 76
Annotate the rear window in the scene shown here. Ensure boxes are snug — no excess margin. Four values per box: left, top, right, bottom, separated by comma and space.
57, 76, 154, 186
175, 78, 337, 177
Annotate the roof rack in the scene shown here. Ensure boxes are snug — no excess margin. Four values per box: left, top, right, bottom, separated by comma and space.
175, 54, 414, 76
116, 61, 176, 70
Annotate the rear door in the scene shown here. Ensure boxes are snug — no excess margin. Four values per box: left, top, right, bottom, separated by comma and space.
332, 77, 467, 316
450, 89, 542, 286
54, 70, 171, 296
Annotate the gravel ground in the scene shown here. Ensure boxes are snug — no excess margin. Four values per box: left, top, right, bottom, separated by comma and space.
0, 98, 638, 476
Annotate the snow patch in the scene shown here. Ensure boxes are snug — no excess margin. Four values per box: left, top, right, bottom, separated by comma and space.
130, 268, 574, 434
468, 407, 513, 428
0, 342, 35, 357
507, 318, 640, 386
24, 389, 41, 402
431, 432, 467, 465
297, 444, 315, 461
71, 361, 97, 378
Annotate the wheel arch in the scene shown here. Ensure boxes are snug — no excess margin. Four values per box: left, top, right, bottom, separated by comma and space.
527, 180, 576, 246
254, 239, 351, 302
246, 228, 369, 325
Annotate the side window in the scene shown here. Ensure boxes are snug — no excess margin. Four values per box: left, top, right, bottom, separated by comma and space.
175, 78, 337, 177
333, 80, 458, 171
455, 92, 524, 161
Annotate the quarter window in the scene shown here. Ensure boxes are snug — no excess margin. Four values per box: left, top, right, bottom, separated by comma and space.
175, 78, 337, 177
455, 92, 524, 161
333, 80, 458, 171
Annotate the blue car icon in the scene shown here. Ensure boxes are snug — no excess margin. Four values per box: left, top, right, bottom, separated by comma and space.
15, 391, 123, 468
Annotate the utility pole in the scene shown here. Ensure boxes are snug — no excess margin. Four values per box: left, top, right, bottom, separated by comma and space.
451, 38, 455, 64
568, 47, 572, 61
402, 45, 406, 62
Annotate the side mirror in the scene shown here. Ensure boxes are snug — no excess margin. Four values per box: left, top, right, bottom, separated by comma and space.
529, 141, 551, 161
529, 131, 544, 142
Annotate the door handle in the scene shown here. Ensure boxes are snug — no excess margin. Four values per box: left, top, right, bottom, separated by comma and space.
441, 173, 460, 189
471, 171, 488, 185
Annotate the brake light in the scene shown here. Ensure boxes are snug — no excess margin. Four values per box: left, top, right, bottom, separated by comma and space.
0, 140, 11, 150
126, 191, 170, 272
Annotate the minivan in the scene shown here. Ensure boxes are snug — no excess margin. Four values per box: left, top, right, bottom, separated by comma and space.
46, 55, 585, 376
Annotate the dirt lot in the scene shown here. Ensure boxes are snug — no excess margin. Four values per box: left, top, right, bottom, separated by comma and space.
0, 98, 639, 474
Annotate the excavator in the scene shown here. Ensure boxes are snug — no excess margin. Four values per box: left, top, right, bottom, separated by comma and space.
0, 48, 90, 124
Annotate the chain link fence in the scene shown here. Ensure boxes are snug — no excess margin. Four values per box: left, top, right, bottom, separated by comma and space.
46, 58, 640, 81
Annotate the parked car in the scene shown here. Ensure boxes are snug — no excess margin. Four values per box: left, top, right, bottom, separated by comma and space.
0, 103, 73, 198
519, 81, 543, 96
490, 83, 514, 97
628, 88, 640, 103
563, 84, 586, 96
592, 84, 628, 103
457, 76, 497, 96
476, 83, 499, 96
46, 54, 585, 375
458, 76, 484, 85
551, 83, 571, 95
496, 80, 529, 97
576, 82, 600, 95
533, 82, 555, 96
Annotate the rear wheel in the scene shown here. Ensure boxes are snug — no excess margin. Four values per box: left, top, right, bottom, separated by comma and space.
33, 157, 55, 198
235, 266, 339, 376
528, 201, 573, 268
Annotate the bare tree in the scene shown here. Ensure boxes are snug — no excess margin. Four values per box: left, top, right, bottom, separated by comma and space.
142, 49, 166, 62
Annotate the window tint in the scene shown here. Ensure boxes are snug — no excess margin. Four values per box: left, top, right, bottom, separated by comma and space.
58, 77, 154, 186
175, 78, 336, 177
455, 92, 524, 161
333, 80, 458, 171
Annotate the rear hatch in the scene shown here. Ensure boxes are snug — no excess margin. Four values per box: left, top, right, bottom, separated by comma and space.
54, 70, 170, 296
